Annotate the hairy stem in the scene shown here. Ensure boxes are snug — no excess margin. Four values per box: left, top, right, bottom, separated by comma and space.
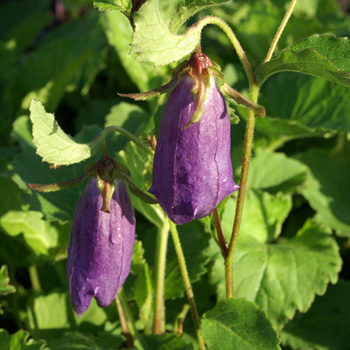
169, 221, 205, 350
115, 292, 135, 348
195, 16, 255, 86
264, 0, 298, 63
213, 208, 228, 258
153, 220, 170, 334
226, 83, 260, 298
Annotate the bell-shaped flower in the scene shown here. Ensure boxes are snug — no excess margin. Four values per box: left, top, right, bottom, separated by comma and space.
67, 177, 135, 316
149, 75, 239, 225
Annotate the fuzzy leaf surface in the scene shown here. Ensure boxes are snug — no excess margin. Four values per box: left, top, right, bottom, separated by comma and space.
257, 35, 350, 87
131, 0, 203, 66
202, 298, 280, 350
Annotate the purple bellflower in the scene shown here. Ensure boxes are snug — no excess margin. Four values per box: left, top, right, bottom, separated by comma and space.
67, 177, 135, 317
149, 72, 239, 225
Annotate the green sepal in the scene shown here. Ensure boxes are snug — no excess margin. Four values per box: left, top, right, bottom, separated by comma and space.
28, 169, 94, 193
113, 168, 158, 204
184, 70, 211, 129
221, 83, 266, 117
97, 176, 116, 213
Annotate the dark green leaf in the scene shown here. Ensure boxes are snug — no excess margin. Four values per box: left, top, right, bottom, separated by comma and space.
202, 298, 280, 350
257, 35, 350, 87
135, 334, 193, 350
297, 150, 350, 236
281, 280, 350, 350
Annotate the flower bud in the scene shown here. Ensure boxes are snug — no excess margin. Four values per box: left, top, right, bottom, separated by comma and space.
149, 75, 239, 225
67, 177, 135, 316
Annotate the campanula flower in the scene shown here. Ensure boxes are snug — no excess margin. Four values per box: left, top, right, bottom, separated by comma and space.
149, 75, 239, 225
67, 177, 135, 316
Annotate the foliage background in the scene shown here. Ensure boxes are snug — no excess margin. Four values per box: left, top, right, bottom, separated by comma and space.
1, 0, 350, 349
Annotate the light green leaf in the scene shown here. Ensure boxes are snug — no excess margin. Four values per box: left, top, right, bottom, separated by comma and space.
202, 298, 280, 350
131, 0, 204, 66
0, 265, 16, 296
233, 219, 341, 330
221, 190, 292, 243
30, 100, 103, 167
281, 280, 350, 350
0, 210, 61, 256
298, 150, 350, 236
247, 149, 308, 193
256, 35, 350, 87
169, 0, 230, 33
93, 0, 132, 13
0, 329, 47, 350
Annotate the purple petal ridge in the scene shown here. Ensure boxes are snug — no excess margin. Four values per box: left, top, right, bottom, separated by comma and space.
149, 76, 239, 225
67, 178, 135, 317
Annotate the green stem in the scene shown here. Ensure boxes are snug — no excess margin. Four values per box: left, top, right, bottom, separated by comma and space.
116, 290, 137, 347
194, 16, 255, 86
98, 126, 154, 156
225, 0, 298, 299
213, 208, 228, 258
153, 220, 170, 335
226, 83, 260, 298
169, 221, 205, 350
264, 0, 298, 63
28, 264, 42, 292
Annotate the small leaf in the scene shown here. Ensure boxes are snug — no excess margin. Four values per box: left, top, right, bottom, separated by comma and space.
256, 35, 350, 87
169, 0, 231, 33
0, 329, 47, 350
30, 100, 103, 167
0, 265, 16, 296
93, 0, 132, 13
131, 0, 204, 66
202, 299, 280, 350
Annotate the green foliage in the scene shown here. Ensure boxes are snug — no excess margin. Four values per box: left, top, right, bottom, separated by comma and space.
202, 298, 280, 350
1, 0, 350, 349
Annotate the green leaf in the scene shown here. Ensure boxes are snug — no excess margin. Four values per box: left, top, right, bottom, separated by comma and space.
169, 0, 230, 33
134, 264, 154, 333
281, 280, 350, 350
30, 100, 103, 167
247, 149, 308, 193
94, 0, 132, 13
135, 334, 193, 350
256, 35, 350, 87
0, 265, 16, 296
47, 332, 124, 350
19, 12, 108, 111
202, 298, 280, 350
131, 0, 203, 66
101, 11, 167, 92
297, 150, 350, 236
233, 219, 341, 330
0, 211, 62, 256
261, 74, 350, 133
221, 190, 292, 243
0, 329, 47, 350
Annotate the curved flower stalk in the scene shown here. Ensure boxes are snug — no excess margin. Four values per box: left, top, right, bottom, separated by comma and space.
67, 177, 135, 316
149, 73, 239, 225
